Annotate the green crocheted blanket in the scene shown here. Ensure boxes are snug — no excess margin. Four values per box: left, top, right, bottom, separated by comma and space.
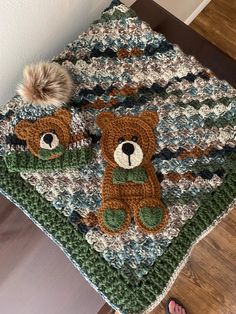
0, 1, 236, 313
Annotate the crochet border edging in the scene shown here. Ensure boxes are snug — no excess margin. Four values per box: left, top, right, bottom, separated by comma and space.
0, 155, 235, 314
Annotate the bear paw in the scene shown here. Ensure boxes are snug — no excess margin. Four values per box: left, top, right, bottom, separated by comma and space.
98, 199, 131, 235
134, 198, 168, 234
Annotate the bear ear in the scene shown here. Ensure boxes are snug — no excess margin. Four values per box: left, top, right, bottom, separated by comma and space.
96, 112, 116, 129
54, 108, 72, 124
15, 120, 33, 140
139, 111, 159, 128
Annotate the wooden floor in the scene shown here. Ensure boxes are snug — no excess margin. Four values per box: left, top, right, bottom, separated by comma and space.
191, 0, 236, 60
149, 209, 236, 314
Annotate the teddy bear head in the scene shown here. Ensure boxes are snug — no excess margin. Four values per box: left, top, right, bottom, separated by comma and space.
96, 111, 158, 169
15, 108, 72, 160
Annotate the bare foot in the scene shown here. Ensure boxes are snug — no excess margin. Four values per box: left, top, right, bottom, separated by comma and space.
169, 300, 186, 314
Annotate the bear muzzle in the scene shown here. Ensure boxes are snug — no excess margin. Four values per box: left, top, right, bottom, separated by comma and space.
114, 140, 143, 169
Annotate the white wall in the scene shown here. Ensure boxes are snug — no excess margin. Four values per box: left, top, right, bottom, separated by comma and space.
0, 0, 111, 105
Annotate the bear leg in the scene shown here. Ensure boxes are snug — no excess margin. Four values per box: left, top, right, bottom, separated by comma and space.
98, 199, 131, 235
134, 197, 168, 234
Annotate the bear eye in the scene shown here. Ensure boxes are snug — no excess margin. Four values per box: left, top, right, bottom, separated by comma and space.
131, 136, 138, 142
118, 137, 125, 144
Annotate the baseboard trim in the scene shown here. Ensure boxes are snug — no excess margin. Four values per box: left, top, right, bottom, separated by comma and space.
123, 0, 212, 25
185, 0, 211, 25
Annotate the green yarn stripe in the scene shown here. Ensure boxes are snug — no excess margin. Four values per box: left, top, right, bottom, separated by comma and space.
4, 147, 92, 172
190, 158, 225, 173
83, 92, 234, 112
176, 96, 235, 110
0, 153, 236, 313
203, 113, 236, 129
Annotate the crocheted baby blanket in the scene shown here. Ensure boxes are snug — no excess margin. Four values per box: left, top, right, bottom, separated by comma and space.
0, 1, 236, 313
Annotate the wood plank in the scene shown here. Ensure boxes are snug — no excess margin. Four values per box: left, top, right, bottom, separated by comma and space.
97, 303, 115, 314
149, 211, 236, 314
131, 0, 236, 87
191, 0, 236, 60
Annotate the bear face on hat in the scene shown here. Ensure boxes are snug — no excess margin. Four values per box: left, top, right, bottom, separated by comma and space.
96, 111, 159, 169
15, 108, 72, 160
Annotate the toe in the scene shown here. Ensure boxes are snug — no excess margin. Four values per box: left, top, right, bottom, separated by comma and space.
176, 304, 181, 314
168, 300, 176, 314
176, 303, 185, 314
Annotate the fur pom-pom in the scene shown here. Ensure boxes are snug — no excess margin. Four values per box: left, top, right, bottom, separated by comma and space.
17, 62, 73, 106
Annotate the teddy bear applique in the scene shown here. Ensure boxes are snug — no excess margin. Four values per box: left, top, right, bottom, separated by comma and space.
96, 111, 169, 235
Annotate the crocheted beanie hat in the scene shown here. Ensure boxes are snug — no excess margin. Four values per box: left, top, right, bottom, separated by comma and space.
0, 63, 91, 172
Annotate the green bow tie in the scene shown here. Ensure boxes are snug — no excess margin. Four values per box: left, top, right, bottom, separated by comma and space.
112, 166, 147, 184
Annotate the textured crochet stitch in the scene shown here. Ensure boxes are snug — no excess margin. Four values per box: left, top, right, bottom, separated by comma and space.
0, 1, 236, 313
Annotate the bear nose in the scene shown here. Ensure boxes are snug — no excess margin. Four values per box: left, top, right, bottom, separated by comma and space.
122, 142, 134, 155
43, 133, 53, 146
